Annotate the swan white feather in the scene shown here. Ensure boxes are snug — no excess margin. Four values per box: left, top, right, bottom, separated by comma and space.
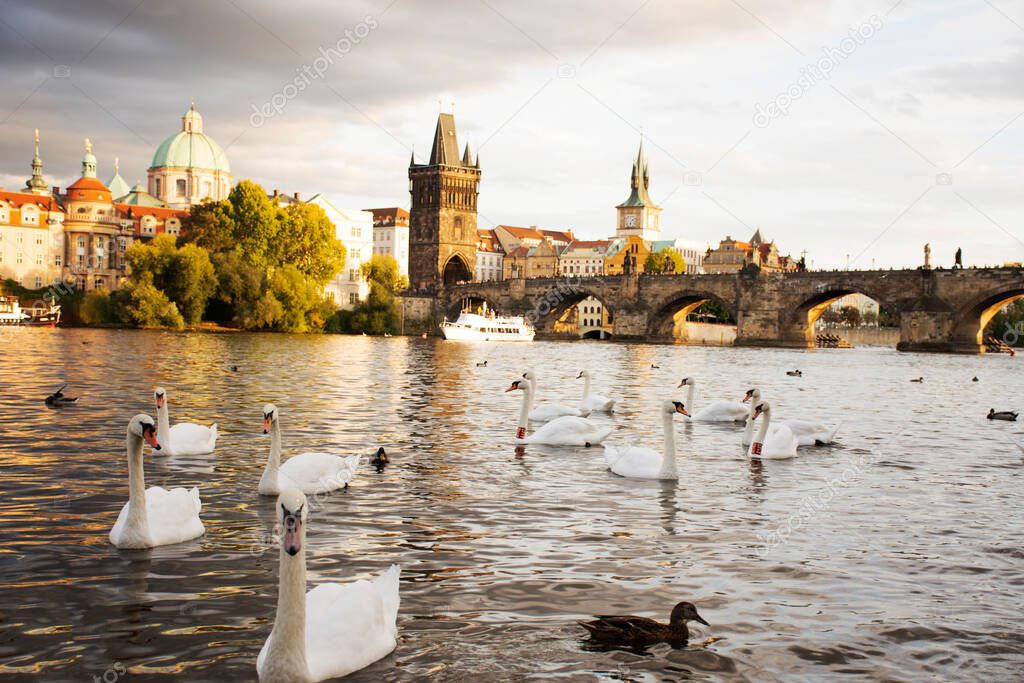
605, 400, 688, 479
109, 414, 204, 549
577, 369, 616, 413
748, 401, 798, 459
741, 389, 840, 447
523, 370, 588, 422
679, 378, 747, 422
259, 404, 359, 496
257, 490, 399, 682
155, 387, 217, 455
508, 379, 611, 446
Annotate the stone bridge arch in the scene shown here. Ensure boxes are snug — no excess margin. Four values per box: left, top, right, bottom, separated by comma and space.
951, 285, 1024, 351
647, 289, 739, 341
529, 280, 620, 337
780, 279, 898, 346
444, 289, 506, 320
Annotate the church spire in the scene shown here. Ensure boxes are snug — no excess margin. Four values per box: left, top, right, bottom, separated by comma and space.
617, 136, 657, 209
462, 142, 472, 165
26, 128, 48, 193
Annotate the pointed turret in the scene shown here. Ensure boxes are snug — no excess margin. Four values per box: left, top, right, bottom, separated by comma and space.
462, 142, 472, 166
106, 156, 131, 199
25, 128, 48, 194
617, 136, 658, 209
428, 113, 461, 166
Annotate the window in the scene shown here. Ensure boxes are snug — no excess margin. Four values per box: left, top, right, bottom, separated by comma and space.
34, 276, 42, 288
348, 268, 357, 282
77, 255, 83, 266
36, 236, 43, 245
155, 178, 162, 196
16, 253, 23, 264
35, 254, 42, 265
352, 248, 361, 259
176, 179, 187, 197
17, 231, 24, 243
77, 237, 85, 248
351, 226, 362, 238
348, 292, 358, 304
55, 255, 61, 266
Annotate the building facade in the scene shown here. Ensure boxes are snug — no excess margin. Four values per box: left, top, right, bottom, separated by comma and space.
368, 207, 410, 278
604, 235, 650, 275
615, 139, 661, 241
559, 240, 610, 277
704, 229, 798, 274
307, 195, 373, 308
475, 229, 504, 282
148, 103, 233, 209
408, 113, 480, 291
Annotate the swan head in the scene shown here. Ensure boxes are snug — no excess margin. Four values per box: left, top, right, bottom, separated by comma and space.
677, 377, 693, 389
128, 414, 161, 450
666, 400, 689, 417
522, 369, 536, 381
505, 379, 527, 393
576, 370, 590, 380
670, 602, 709, 627
154, 387, 166, 408
743, 388, 759, 403
277, 489, 306, 557
263, 403, 278, 433
752, 401, 771, 420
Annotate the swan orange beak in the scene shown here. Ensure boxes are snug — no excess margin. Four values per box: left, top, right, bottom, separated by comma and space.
675, 405, 690, 416
505, 381, 521, 392
752, 407, 763, 420
263, 415, 271, 434
143, 424, 161, 450
155, 395, 164, 408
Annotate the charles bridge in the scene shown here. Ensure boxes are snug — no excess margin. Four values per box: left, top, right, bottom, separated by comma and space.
414, 267, 1024, 353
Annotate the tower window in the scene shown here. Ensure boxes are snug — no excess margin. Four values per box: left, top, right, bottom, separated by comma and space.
176, 179, 187, 197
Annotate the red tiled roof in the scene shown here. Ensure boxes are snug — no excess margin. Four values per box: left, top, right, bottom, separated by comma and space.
0, 190, 62, 211
66, 177, 110, 192
496, 225, 541, 239
114, 203, 188, 219
507, 245, 531, 258
539, 229, 574, 243
566, 239, 611, 250
365, 207, 409, 226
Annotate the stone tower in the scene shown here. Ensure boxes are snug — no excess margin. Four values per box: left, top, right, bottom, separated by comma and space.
616, 138, 661, 240
408, 113, 480, 290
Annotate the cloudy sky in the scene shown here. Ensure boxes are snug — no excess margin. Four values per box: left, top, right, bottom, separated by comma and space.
1, 0, 1022, 269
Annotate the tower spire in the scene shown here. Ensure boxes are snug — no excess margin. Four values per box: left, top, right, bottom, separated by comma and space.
26, 128, 47, 193
81, 138, 97, 179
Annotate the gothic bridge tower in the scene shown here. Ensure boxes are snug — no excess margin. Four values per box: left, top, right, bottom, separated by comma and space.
408, 113, 481, 290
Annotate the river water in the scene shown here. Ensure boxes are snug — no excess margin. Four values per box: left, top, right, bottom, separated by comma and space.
1, 328, 1022, 682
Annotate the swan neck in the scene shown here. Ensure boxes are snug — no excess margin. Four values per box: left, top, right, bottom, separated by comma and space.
266, 535, 310, 678
157, 400, 170, 448
686, 382, 695, 411
261, 419, 281, 489
754, 411, 771, 450
582, 374, 591, 399
659, 410, 678, 478
125, 432, 148, 532
742, 401, 756, 444
517, 384, 531, 437
527, 377, 537, 412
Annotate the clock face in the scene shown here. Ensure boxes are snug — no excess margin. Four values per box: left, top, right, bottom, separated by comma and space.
624, 214, 636, 227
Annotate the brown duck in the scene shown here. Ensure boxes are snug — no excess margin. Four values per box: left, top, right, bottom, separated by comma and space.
579, 601, 708, 649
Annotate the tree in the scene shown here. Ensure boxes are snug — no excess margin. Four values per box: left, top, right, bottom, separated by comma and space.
360, 254, 407, 293
80, 287, 114, 325
274, 202, 346, 287
839, 305, 862, 327
117, 279, 184, 329
986, 299, 1024, 346
125, 235, 216, 325
643, 250, 685, 274
690, 299, 733, 323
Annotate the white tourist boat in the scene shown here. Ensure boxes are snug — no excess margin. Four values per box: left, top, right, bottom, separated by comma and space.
0, 296, 61, 326
0, 297, 28, 325
441, 311, 535, 342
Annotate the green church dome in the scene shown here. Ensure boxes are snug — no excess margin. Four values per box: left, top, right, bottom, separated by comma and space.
149, 103, 231, 173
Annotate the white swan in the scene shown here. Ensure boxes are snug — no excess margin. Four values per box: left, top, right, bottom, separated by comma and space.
741, 388, 840, 447
748, 401, 798, 460
678, 377, 747, 422
259, 404, 360, 496
604, 400, 689, 480
109, 414, 204, 549
507, 379, 612, 446
257, 489, 400, 682
523, 370, 588, 422
155, 387, 218, 455
577, 369, 616, 413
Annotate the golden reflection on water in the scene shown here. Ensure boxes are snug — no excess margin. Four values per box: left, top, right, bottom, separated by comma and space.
0, 327, 1022, 680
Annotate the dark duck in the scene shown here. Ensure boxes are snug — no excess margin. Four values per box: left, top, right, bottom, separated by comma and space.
45, 384, 79, 407
579, 601, 708, 649
370, 447, 389, 470
987, 408, 1018, 421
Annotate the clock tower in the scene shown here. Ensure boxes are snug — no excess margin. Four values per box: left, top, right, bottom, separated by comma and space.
615, 138, 661, 240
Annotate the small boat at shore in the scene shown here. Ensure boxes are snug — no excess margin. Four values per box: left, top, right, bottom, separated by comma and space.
0, 296, 61, 326
441, 311, 534, 342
